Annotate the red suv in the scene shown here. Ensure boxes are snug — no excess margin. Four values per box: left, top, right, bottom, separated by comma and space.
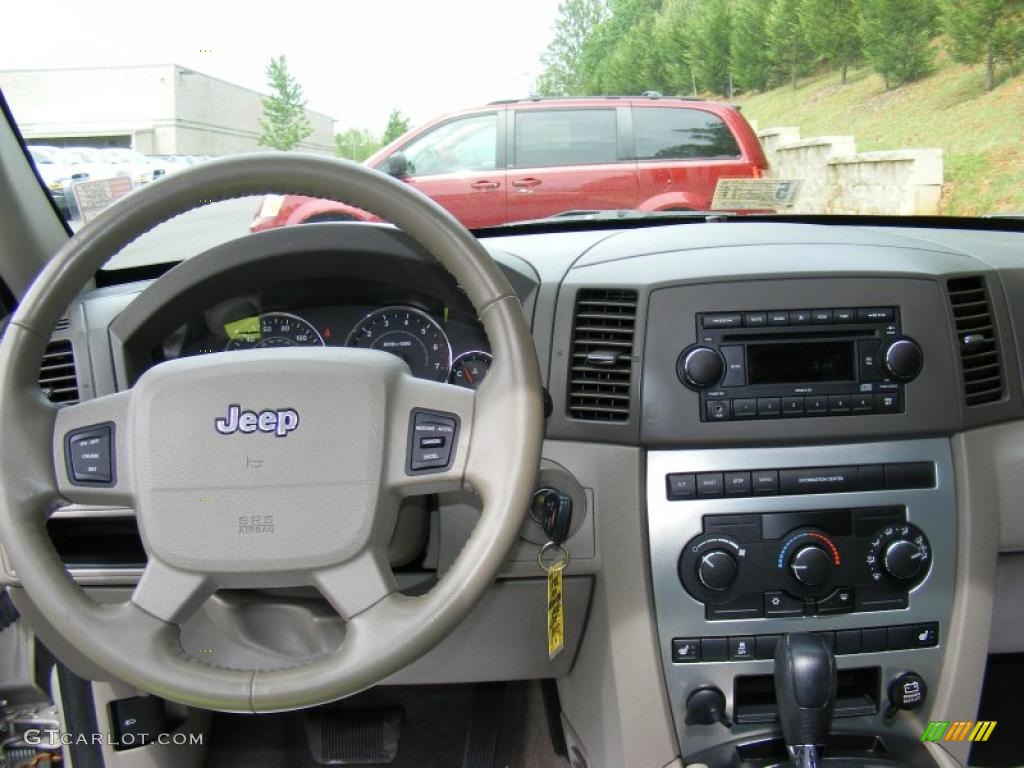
250, 96, 767, 231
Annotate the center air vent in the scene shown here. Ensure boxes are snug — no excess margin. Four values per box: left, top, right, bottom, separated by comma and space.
947, 276, 1002, 406
568, 288, 637, 422
39, 339, 79, 405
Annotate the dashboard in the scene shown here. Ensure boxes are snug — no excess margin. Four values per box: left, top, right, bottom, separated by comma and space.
21, 217, 1024, 768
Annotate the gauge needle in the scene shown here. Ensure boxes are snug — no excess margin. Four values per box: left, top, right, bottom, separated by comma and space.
464, 368, 475, 384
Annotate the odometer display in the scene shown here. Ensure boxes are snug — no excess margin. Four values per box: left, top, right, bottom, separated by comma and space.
224, 312, 324, 350
346, 307, 452, 382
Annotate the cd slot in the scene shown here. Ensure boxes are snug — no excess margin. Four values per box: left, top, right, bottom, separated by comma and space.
718, 329, 877, 342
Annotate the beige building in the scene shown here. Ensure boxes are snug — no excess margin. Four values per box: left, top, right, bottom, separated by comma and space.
0, 64, 334, 156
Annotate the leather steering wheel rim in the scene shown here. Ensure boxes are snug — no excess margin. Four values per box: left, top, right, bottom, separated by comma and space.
0, 153, 544, 712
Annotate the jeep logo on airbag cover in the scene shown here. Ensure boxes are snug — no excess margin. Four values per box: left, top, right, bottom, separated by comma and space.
215, 404, 299, 437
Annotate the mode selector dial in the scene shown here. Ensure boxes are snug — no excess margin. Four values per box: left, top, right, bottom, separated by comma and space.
789, 545, 832, 587
884, 539, 927, 581
697, 549, 738, 591
883, 337, 924, 381
677, 346, 725, 390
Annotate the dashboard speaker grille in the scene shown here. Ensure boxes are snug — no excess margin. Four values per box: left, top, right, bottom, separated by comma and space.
39, 339, 79, 405
568, 288, 637, 422
947, 276, 1003, 406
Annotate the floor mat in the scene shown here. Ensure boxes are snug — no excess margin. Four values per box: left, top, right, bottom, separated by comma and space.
969, 654, 1024, 768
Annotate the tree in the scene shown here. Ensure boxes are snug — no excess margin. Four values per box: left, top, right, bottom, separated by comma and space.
258, 55, 313, 151
381, 110, 411, 144
859, 0, 938, 88
731, 0, 773, 92
536, 0, 609, 96
798, 0, 862, 84
766, 0, 812, 90
690, 0, 733, 96
655, 0, 698, 96
334, 128, 382, 162
941, 0, 1024, 90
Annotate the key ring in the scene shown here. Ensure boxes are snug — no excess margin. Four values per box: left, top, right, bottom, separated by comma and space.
538, 541, 570, 573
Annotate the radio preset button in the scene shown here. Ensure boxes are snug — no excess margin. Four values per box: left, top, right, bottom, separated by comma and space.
805, 396, 828, 414
852, 394, 874, 412
782, 397, 804, 415
733, 398, 757, 418
834, 308, 855, 323
767, 311, 790, 326
744, 311, 767, 326
757, 397, 781, 417
702, 312, 743, 329
828, 395, 852, 414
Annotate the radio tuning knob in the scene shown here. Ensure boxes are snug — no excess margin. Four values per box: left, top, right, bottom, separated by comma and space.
678, 346, 725, 390
883, 337, 924, 381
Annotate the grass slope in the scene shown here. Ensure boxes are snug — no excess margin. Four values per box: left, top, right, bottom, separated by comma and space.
737, 50, 1024, 216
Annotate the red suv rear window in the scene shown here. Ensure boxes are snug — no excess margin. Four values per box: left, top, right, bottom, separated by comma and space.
633, 107, 741, 161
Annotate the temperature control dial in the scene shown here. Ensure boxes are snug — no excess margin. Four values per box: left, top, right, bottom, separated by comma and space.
777, 530, 841, 595
789, 545, 832, 587
867, 523, 931, 586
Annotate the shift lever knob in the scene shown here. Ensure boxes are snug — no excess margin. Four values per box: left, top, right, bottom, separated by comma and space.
774, 633, 836, 766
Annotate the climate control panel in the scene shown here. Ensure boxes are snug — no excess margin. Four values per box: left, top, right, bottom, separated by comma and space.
679, 506, 932, 621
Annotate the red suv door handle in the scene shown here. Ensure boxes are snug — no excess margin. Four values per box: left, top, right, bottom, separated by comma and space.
470, 180, 500, 190
512, 177, 542, 189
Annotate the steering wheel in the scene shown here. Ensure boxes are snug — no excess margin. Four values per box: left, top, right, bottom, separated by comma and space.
0, 154, 543, 712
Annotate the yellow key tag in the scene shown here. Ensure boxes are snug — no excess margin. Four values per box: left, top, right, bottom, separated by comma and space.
547, 563, 565, 659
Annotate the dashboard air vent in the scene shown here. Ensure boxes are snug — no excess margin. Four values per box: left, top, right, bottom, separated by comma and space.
568, 288, 637, 422
947, 276, 1002, 406
39, 339, 79, 405
54, 315, 71, 332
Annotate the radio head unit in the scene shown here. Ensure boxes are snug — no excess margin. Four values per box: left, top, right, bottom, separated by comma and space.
677, 307, 923, 422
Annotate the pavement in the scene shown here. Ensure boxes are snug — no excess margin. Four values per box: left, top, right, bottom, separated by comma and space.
74, 196, 264, 271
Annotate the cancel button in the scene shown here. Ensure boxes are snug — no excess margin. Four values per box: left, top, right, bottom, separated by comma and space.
779, 466, 858, 495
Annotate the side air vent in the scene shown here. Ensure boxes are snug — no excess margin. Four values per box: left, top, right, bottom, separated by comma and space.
568, 288, 637, 422
54, 315, 71, 332
947, 276, 1003, 406
39, 339, 79, 405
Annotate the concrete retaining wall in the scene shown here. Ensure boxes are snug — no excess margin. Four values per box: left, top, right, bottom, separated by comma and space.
756, 127, 943, 215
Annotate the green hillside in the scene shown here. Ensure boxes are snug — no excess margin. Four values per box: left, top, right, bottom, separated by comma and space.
737, 51, 1024, 216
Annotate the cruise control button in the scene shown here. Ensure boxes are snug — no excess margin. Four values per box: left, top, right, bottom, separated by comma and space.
66, 425, 113, 484
410, 411, 458, 471
765, 591, 805, 617
816, 587, 855, 614
419, 436, 446, 448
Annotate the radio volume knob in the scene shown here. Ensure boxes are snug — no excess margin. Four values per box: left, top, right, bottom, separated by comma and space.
883, 539, 926, 581
883, 337, 924, 381
678, 346, 725, 390
697, 549, 738, 591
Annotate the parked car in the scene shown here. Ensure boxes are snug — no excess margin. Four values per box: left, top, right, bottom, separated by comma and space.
26, 145, 86, 218
98, 147, 167, 184
250, 96, 768, 232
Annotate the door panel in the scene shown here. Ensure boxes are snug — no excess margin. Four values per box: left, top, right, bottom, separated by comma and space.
398, 112, 506, 228
507, 108, 637, 223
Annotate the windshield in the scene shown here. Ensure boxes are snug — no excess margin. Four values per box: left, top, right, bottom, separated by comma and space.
1, 0, 1021, 269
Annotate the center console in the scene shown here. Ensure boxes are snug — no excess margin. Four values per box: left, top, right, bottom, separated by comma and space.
647, 440, 954, 761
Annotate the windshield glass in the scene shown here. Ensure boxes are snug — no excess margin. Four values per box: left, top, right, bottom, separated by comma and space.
1, 0, 1021, 269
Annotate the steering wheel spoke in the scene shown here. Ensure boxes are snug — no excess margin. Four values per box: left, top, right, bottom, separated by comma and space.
132, 558, 213, 624
53, 391, 134, 506
312, 549, 397, 621
386, 373, 476, 498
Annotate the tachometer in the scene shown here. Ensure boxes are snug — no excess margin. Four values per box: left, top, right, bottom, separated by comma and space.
346, 306, 452, 382
224, 312, 324, 350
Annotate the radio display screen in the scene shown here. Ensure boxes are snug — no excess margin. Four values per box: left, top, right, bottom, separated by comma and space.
747, 341, 855, 384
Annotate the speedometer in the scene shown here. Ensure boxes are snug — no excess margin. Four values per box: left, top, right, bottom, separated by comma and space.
346, 306, 452, 382
224, 312, 324, 350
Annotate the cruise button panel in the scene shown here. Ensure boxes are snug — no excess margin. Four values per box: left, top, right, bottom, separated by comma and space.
407, 410, 459, 473
65, 424, 115, 485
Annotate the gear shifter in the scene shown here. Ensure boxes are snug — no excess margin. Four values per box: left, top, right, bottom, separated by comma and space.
774, 633, 837, 768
